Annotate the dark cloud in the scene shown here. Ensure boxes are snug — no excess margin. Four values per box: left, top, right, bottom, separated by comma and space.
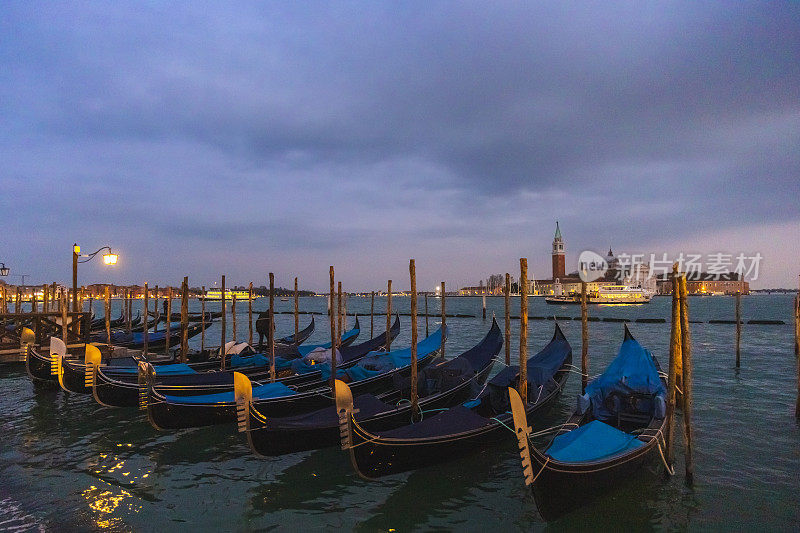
1, 1, 798, 288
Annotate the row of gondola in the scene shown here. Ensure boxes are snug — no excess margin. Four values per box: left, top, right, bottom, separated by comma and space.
22, 314, 667, 521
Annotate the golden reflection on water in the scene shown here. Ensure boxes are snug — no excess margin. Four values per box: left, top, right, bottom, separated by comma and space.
82, 485, 131, 529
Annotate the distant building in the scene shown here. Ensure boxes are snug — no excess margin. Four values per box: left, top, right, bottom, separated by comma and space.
656, 273, 749, 295
552, 221, 566, 280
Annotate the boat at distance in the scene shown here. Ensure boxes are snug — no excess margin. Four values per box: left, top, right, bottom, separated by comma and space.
201, 289, 250, 300
545, 284, 653, 305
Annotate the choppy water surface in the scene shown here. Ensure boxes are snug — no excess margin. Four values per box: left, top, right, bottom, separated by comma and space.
1, 294, 798, 531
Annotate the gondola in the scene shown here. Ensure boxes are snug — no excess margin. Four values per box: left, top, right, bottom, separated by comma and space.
510, 324, 667, 521
90, 311, 126, 330
46, 317, 340, 394
89, 316, 390, 409
255, 313, 320, 348
339, 322, 571, 479
277, 315, 316, 345
145, 322, 440, 430
242, 318, 502, 457
92, 321, 205, 349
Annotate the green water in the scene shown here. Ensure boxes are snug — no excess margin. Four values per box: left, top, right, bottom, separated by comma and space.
1, 294, 798, 531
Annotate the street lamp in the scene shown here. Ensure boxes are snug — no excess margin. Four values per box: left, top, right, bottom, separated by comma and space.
0, 263, 8, 276
72, 244, 119, 312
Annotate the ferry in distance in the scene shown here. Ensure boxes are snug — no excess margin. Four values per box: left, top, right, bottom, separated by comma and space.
545, 284, 653, 305
202, 289, 250, 300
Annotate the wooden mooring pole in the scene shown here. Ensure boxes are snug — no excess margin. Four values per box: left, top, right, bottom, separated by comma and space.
679, 275, 695, 485
664, 266, 682, 473
153, 286, 159, 332
249, 282, 254, 347
386, 280, 392, 351
440, 282, 446, 360
269, 273, 275, 382
410, 259, 420, 420
200, 286, 206, 352
519, 259, 528, 402
504, 273, 511, 366
232, 294, 237, 343
581, 281, 588, 394
293, 277, 299, 342
220, 276, 226, 369
795, 294, 800, 416
143, 283, 149, 357
165, 287, 172, 355
370, 291, 374, 338
329, 267, 336, 396
424, 292, 429, 337
337, 282, 343, 365
61, 290, 68, 343
482, 293, 486, 321
181, 277, 189, 363
735, 291, 742, 368
105, 286, 112, 350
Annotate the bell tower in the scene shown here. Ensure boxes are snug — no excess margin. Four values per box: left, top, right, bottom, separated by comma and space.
552, 221, 565, 280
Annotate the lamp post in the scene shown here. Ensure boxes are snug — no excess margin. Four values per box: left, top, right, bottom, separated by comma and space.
72, 244, 119, 312
0, 263, 9, 277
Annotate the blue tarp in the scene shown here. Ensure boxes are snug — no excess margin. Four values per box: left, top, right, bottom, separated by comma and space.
164, 381, 296, 404
296, 326, 360, 356
230, 353, 268, 368
107, 363, 197, 376
546, 420, 644, 462
583, 335, 665, 422
307, 327, 443, 382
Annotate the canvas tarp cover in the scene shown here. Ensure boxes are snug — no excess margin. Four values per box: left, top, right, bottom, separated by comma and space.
546, 419, 644, 462
584, 337, 665, 422
164, 381, 296, 405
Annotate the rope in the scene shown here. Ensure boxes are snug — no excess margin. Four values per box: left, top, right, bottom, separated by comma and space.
530, 456, 550, 485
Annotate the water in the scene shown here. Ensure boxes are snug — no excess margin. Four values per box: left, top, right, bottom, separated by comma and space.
1, 294, 798, 531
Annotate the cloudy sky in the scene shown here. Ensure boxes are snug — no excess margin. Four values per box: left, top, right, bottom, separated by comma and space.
2, 2, 798, 291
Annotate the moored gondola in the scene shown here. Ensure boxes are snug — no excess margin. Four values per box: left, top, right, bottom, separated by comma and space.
510, 324, 667, 521
339, 322, 572, 479
146, 322, 440, 430
242, 318, 502, 457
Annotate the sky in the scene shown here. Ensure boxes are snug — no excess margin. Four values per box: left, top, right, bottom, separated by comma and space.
1, 1, 798, 291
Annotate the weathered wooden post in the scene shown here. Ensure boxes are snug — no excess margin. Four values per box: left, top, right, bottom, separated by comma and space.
581, 281, 589, 394
165, 287, 173, 355
386, 280, 392, 351
735, 291, 742, 368
249, 282, 254, 347
504, 273, 511, 366
664, 267, 682, 473
153, 286, 159, 332
329, 266, 337, 396
232, 293, 237, 343
126, 288, 132, 333
269, 273, 275, 382
201, 285, 206, 352
410, 259, 420, 419
679, 275, 695, 485
181, 277, 189, 363
293, 277, 299, 342
424, 292, 429, 337
440, 281, 446, 359
42, 284, 49, 315
370, 291, 375, 338
482, 292, 486, 320
342, 290, 347, 331
61, 290, 68, 344
220, 276, 226, 369
105, 286, 112, 349
143, 283, 149, 357
795, 276, 799, 418
519, 259, 529, 402
337, 282, 343, 345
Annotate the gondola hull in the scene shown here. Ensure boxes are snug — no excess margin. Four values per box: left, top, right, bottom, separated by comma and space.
348, 362, 570, 478
148, 349, 440, 429
248, 361, 494, 456
530, 438, 659, 521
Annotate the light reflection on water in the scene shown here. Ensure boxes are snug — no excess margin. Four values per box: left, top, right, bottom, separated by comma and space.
0, 294, 798, 530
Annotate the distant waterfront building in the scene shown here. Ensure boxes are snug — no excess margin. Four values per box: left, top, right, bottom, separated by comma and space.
656, 273, 749, 295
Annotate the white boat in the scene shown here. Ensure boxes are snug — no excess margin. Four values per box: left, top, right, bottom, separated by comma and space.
591, 284, 652, 304
201, 289, 250, 300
